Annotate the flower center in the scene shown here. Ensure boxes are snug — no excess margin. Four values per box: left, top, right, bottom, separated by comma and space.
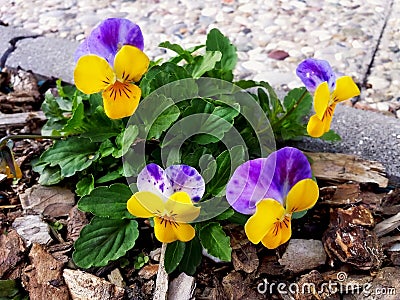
105, 81, 133, 101
156, 210, 179, 228
272, 214, 291, 236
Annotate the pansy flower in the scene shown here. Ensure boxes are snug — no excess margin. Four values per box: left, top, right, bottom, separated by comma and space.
296, 58, 360, 137
74, 18, 149, 119
0, 143, 22, 179
127, 164, 205, 243
226, 147, 319, 249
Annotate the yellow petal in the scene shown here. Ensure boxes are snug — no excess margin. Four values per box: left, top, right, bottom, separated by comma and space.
154, 217, 195, 243
74, 55, 115, 94
169, 191, 192, 204
261, 215, 291, 249
314, 81, 330, 120
102, 82, 141, 119
127, 191, 164, 218
172, 223, 196, 242
244, 199, 285, 244
285, 179, 319, 213
114, 45, 150, 83
307, 114, 325, 138
322, 104, 336, 133
332, 76, 360, 103
154, 216, 178, 243
166, 192, 200, 223
6, 163, 22, 179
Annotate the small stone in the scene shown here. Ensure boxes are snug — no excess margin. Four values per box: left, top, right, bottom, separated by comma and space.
201, 7, 217, 17
12, 215, 52, 246
138, 264, 159, 280
278, 239, 327, 273
368, 76, 390, 90
63, 269, 125, 299
107, 269, 125, 288
238, 3, 254, 13
20, 185, 75, 218
376, 102, 390, 111
169, 273, 196, 300
242, 60, 267, 71
267, 49, 289, 60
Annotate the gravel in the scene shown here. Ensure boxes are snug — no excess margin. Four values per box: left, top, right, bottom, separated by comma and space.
0, 0, 398, 115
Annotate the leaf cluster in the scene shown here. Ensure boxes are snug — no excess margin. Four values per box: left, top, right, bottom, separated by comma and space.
34, 29, 338, 274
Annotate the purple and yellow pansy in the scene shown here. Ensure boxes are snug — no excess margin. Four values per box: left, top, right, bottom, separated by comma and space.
226, 147, 319, 249
296, 58, 360, 138
127, 164, 205, 243
74, 18, 149, 119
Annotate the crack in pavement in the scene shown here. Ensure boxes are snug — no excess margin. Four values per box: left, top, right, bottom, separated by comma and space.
0, 34, 41, 69
354, 0, 395, 104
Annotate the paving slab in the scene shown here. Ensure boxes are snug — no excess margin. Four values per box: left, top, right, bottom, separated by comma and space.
293, 105, 400, 187
6, 36, 79, 84
0, 25, 35, 65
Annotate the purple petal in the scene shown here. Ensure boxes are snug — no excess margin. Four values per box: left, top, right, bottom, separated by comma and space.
137, 163, 173, 199
74, 18, 144, 64
226, 147, 313, 215
268, 147, 312, 203
165, 165, 205, 202
296, 58, 336, 93
226, 158, 276, 215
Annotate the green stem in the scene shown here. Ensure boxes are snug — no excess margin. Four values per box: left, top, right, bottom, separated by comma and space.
272, 88, 308, 128
0, 134, 64, 147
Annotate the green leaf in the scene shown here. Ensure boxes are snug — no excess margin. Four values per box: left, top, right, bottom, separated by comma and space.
62, 99, 85, 134
180, 98, 240, 145
73, 217, 139, 268
140, 62, 191, 98
190, 51, 222, 79
178, 236, 202, 275
41, 92, 67, 120
113, 125, 139, 158
282, 88, 312, 123
99, 139, 115, 158
81, 106, 124, 142
292, 210, 308, 219
195, 106, 240, 145
159, 41, 194, 63
257, 87, 272, 117
96, 169, 123, 184
38, 165, 63, 185
199, 222, 231, 262
147, 99, 180, 140
164, 241, 186, 274
0, 279, 28, 299
78, 183, 133, 219
205, 145, 246, 196
76, 175, 94, 197
227, 211, 249, 225
206, 28, 237, 80
320, 129, 342, 142
56, 80, 77, 99
40, 136, 99, 177
260, 81, 283, 116
214, 208, 235, 220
